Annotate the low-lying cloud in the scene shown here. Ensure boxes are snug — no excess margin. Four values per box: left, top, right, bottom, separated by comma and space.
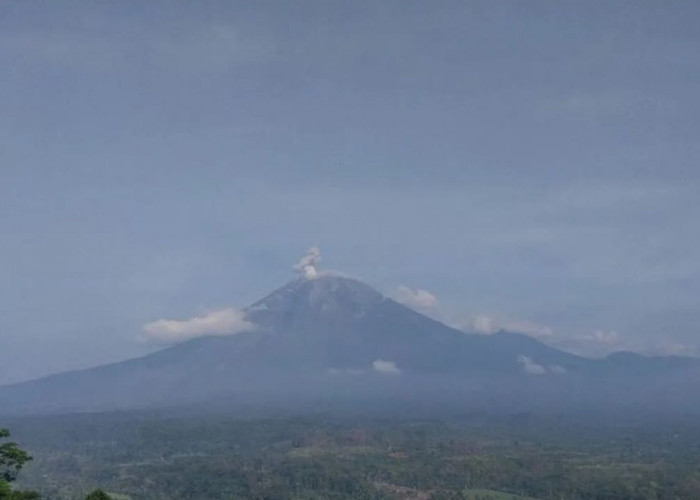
392, 286, 439, 313
516, 355, 566, 375
471, 315, 553, 338
517, 355, 546, 375
581, 329, 621, 346
142, 307, 252, 343
373, 359, 401, 375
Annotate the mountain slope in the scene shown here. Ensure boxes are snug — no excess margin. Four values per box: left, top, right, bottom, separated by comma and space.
1, 275, 698, 415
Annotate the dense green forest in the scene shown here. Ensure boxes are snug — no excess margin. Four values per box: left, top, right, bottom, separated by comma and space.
4, 412, 700, 499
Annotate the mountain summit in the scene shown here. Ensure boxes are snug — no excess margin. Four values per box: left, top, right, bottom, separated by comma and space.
248, 274, 386, 329
1, 255, 699, 415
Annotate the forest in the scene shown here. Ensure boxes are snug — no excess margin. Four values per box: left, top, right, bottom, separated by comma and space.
3, 410, 700, 499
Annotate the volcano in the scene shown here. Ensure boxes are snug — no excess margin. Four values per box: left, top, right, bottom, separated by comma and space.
1, 271, 699, 416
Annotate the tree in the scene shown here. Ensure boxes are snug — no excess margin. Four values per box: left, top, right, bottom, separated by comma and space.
0, 429, 39, 500
84, 490, 111, 500
0, 430, 32, 484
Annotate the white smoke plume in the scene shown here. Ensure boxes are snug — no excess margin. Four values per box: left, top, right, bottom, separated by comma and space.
372, 359, 401, 375
517, 355, 546, 375
391, 286, 439, 313
142, 307, 252, 343
293, 246, 321, 279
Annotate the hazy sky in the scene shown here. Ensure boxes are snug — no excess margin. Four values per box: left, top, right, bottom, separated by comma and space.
2, 1, 699, 384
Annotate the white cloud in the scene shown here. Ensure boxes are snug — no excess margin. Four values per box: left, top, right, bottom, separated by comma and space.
391, 286, 439, 313
580, 330, 621, 346
471, 315, 498, 334
547, 330, 625, 358
634, 339, 699, 358
372, 359, 401, 375
142, 307, 252, 343
517, 355, 546, 375
549, 365, 567, 374
293, 247, 322, 279
471, 315, 553, 338
655, 341, 694, 356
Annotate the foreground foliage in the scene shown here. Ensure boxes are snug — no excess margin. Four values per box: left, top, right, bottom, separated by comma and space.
0, 428, 39, 499
83, 490, 111, 500
5, 412, 700, 499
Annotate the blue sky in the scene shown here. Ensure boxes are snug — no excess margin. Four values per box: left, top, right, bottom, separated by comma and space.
1, 1, 699, 384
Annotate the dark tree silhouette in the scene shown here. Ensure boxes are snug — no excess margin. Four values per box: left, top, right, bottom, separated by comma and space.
84, 490, 112, 500
0, 429, 32, 483
0, 429, 39, 499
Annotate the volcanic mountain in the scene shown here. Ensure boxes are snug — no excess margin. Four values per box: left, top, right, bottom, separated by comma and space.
1, 274, 699, 416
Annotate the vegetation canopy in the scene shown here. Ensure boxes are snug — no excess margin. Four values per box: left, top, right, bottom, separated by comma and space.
0, 429, 38, 500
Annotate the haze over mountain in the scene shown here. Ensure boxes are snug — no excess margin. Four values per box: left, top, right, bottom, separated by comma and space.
1, 250, 699, 417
